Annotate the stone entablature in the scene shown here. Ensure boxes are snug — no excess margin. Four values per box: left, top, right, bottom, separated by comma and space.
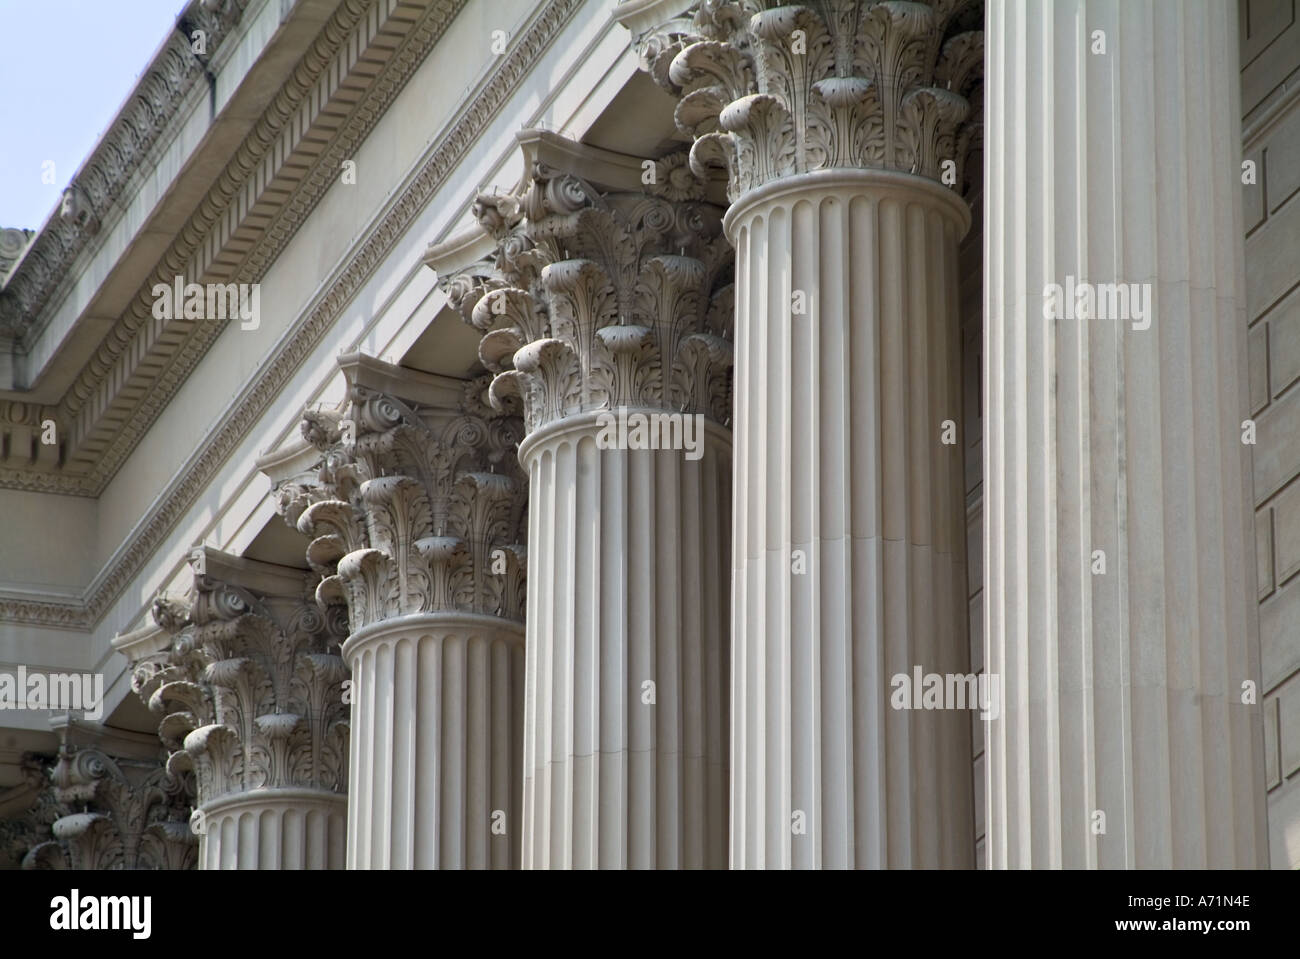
0, 0, 469, 497
0, 0, 587, 641
0, 0, 251, 340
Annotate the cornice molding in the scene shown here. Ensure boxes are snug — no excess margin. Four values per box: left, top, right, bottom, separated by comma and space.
0, 0, 406, 495
0, 0, 252, 338
0, 0, 586, 630
73, 0, 472, 495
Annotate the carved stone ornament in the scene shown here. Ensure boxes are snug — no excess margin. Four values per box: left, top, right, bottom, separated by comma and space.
442, 136, 735, 435
134, 559, 350, 812
631, 0, 984, 201
21, 737, 197, 871
0, 754, 63, 869
273, 358, 529, 632
0, 0, 252, 338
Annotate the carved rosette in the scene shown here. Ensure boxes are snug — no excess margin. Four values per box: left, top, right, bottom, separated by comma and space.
275, 372, 528, 633
138, 572, 350, 812
448, 155, 734, 436
633, 0, 984, 201
22, 743, 197, 871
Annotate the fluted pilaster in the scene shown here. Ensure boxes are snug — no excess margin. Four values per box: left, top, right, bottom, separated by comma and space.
628, 0, 981, 866
433, 131, 734, 867
984, 0, 1269, 867
276, 355, 528, 868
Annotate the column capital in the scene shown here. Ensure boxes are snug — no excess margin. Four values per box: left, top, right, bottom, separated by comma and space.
128, 550, 350, 813
273, 354, 528, 632
634, 0, 983, 201
20, 722, 196, 871
433, 131, 734, 438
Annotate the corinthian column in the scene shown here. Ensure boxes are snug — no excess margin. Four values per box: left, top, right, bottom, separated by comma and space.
628, 1, 983, 866
431, 132, 734, 868
20, 720, 196, 871
122, 550, 350, 869
274, 355, 527, 869
983, 0, 1269, 867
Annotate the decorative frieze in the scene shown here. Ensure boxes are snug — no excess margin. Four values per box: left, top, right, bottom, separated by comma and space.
0, 0, 251, 336
0, 0, 587, 650
629, 0, 984, 201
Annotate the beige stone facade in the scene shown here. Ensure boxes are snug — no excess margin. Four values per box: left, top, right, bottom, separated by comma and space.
0, 0, 1295, 869
1242, 0, 1300, 870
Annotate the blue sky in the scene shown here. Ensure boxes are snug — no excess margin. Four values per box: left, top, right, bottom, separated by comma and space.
0, 0, 186, 230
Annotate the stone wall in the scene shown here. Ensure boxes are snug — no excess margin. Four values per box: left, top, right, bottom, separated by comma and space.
1241, 0, 1300, 869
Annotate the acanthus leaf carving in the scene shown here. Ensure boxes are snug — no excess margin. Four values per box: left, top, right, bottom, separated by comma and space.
633, 0, 983, 201
442, 140, 734, 437
271, 356, 529, 628
124, 559, 352, 813
16, 732, 197, 871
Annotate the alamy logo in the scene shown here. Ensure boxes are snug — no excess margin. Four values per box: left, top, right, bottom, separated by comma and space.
890, 666, 1002, 721
0, 666, 103, 721
1042, 275, 1151, 331
151, 277, 260, 330
595, 407, 705, 461
50, 890, 151, 939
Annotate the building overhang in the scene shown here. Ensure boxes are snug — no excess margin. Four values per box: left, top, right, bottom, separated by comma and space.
0, 0, 470, 496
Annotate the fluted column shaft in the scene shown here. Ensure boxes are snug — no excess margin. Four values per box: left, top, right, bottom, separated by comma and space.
200, 791, 345, 869
342, 614, 523, 869
520, 414, 730, 868
984, 0, 1269, 867
728, 171, 973, 867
